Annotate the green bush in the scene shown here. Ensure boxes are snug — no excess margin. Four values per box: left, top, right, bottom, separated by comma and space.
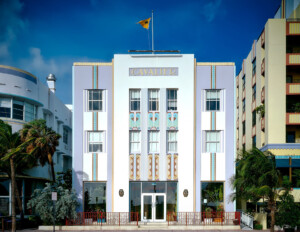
27, 183, 79, 225
254, 224, 263, 230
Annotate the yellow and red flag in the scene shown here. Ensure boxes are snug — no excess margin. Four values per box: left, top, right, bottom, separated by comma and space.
138, 17, 151, 29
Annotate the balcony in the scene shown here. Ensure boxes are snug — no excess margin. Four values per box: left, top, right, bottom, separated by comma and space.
261, 86, 265, 103
252, 74, 256, 87
261, 117, 265, 131
286, 53, 300, 65
252, 125, 256, 137
286, 83, 300, 95
261, 58, 265, 76
261, 29, 265, 47
286, 113, 300, 125
286, 21, 300, 35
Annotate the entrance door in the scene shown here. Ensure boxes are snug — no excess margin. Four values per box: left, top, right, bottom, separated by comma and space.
141, 193, 166, 222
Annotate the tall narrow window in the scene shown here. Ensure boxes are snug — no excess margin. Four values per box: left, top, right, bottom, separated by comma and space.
242, 121, 246, 135
252, 58, 256, 76
252, 84, 256, 101
149, 89, 159, 111
242, 99, 246, 113
129, 131, 141, 153
25, 102, 35, 122
167, 89, 177, 111
206, 90, 220, 111
252, 136, 256, 148
205, 131, 221, 153
167, 131, 177, 153
129, 90, 140, 111
88, 131, 104, 152
252, 111, 256, 127
63, 128, 68, 144
242, 75, 246, 90
149, 131, 159, 153
0, 98, 11, 118
88, 90, 104, 111
13, 100, 24, 120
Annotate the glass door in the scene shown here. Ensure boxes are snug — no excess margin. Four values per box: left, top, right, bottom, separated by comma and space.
141, 193, 166, 222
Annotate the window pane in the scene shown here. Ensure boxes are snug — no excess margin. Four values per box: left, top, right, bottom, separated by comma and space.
13, 100, 24, 120
84, 182, 106, 212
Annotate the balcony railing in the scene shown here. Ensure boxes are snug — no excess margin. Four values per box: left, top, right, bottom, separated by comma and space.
286, 113, 300, 125
261, 86, 265, 103
286, 22, 300, 35
261, 29, 265, 47
286, 83, 300, 95
261, 58, 265, 76
261, 117, 265, 131
286, 53, 300, 65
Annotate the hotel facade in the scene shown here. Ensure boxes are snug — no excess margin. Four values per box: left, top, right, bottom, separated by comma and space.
235, 0, 300, 210
73, 54, 236, 221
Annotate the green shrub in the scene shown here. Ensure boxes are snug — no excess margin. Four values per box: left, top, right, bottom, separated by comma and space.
254, 224, 263, 230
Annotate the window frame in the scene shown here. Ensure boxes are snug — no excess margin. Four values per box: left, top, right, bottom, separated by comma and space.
87, 131, 105, 153
167, 131, 178, 153
167, 89, 177, 111
205, 89, 221, 112
205, 131, 221, 153
129, 89, 141, 112
129, 131, 141, 153
148, 131, 160, 153
148, 89, 159, 112
87, 89, 104, 112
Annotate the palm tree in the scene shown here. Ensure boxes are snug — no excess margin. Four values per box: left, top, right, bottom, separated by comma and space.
0, 120, 35, 232
20, 119, 61, 182
231, 148, 282, 232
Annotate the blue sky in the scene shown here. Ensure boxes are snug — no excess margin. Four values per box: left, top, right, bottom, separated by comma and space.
0, 0, 281, 104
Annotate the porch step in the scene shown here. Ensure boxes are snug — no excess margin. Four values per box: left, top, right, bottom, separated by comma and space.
138, 222, 168, 229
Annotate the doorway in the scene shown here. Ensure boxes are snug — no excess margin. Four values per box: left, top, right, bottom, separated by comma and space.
141, 193, 166, 222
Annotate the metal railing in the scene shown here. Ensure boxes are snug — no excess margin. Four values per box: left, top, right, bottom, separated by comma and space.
66, 212, 139, 226
167, 212, 240, 226
241, 211, 254, 229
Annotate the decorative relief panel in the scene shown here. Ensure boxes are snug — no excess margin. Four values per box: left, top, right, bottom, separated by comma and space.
136, 154, 141, 180
174, 154, 178, 180
148, 112, 159, 130
167, 112, 178, 130
148, 154, 153, 180
167, 154, 172, 180
129, 154, 134, 180
129, 112, 141, 130
155, 154, 159, 180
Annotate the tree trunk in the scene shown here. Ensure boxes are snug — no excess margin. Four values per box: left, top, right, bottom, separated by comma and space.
14, 179, 24, 219
48, 153, 55, 182
270, 202, 275, 232
10, 158, 16, 232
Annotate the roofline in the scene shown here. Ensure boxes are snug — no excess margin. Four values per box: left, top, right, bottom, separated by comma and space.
73, 62, 112, 66
196, 62, 235, 66
0, 65, 37, 80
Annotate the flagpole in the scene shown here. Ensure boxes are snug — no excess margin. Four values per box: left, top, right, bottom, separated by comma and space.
152, 10, 154, 54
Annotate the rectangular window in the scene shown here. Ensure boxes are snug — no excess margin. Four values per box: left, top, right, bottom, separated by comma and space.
0, 98, 11, 118
149, 131, 160, 153
201, 182, 224, 212
206, 90, 220, 111
252, 111, 256, 127
149, 89, 159, 111
13, 100, 24, 120
205, 131, 221, 153
252, 85, 256, 101
252, 58, 256, 76
167, 131, 177, 153
129, 90, 140, 111
167, 89, 177, 111
25, 102, 35, 122
83, 182, 106, 212
242, 121, 246, 135
63, 128, 68, 144
242, 99, 246, 112
88, 90, 103, 111
242, 75, 245, 90
129, 131, 141, 153
88, 131, 104, 153
252, 136, 256, 148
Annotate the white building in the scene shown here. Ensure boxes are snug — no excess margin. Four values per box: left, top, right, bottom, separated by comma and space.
0, 65, 72, 216
73, 54, 236, 222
